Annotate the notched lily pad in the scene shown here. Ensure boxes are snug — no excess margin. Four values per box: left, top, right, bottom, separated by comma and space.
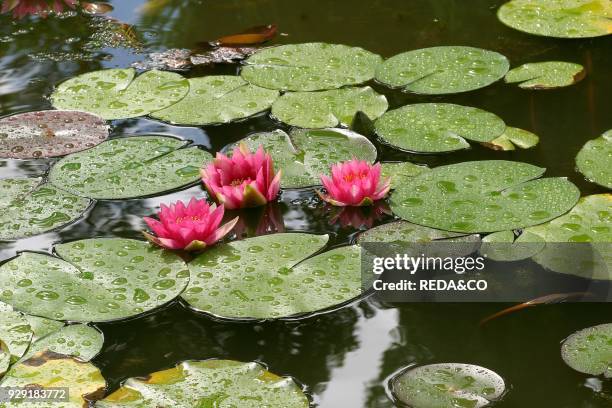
51, 68, 189, 120
271, 86, 388, 128
390, 363, 506, 408
49, 135, 212, 199
561, 323, 612, 378
23, 324, 104, 362
357, 220, 466, 244
241, 42, 383, 91
375, 103, 506, 153
97, 359, 309, 407
391, 160, 580, 233
0, 238, 190, 322
0, 177, 91, 241
505, 61, 585, 89
230, 128, 377, 188
483, 127, 539, 151
183, 233, 362, 319
479, 230, 545, 261
376, 46, 509, 94
0, 309, 32, 362
576, 130, 612, 189
151, 76, 279, 125
0, 110, 109, 159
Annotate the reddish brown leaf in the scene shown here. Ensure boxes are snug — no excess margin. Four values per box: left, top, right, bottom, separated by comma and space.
214, 24, 277, 46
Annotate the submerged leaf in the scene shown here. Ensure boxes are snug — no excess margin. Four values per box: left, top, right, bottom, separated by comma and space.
561, 323, 612, 377
576, 130, 612, 189
191, 46, 257, 65
505, 61, 585, 89
131, 49, 193, 71
214, 24, 278, 46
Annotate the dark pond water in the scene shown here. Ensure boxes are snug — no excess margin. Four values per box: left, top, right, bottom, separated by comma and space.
0, 0, 611, 406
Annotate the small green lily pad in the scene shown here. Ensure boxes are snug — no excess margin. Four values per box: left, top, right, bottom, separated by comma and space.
48, 136, 211, 199
0, 238, 190, 322
484, 127, 540, 151
391, 160, 580, 233
271, 86, 388, 128
479, 230, 545, 261
561, 323, 612, 378
241, 42, 383, 91
390, 363, 506, 408
183, 233, 362, 319
22, 315, 64, 342
0, 178, 91, 241
375, 103, 506, 153
357, 220, 466, 244
22, 324, 103, 362
230, 128, 377, 188
151, 76, 279, 125
376, 46, 509, 94
0, 310, 32, 361
381, 162, 429, 188
51, 68, 189, 120
505, 61, 585, 89
498, 0, 612, 38
576, 130, 612, 189
97, 360, 309, 407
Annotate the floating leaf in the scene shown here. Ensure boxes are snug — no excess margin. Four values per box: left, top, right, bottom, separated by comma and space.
375, 103, 506, 153
0, 110, 109, 159
576, 130, 612, 189
381, 162, 429, 188
483, 127, 539, 151
230, 128, 377, 188
391, 160, 580, 233
271, 86, 387, 128
498, 0, 612, 38
357, 220, 466, 244
390, 363, 506, 408
0, 309, 32, 361
151, 76, 278, 125
0, 238, 190, 323
241, 42, 382, 91
22, 315, 64, 343
214, 24, 278, 46
183, 233, 362, 319
505, 61, 585, 89
0, 178, 90, 241
0, 348, 9, 378
48, 136, 211, 199
22, 324, 103, 362
376, 46, 509, 94
561, 323, 612, 378
479, 230, 544, 261
51, 68, 189, 120
98, 359, 309, 407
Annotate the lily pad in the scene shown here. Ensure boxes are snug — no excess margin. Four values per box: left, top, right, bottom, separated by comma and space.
22, 315, 64, 342
183, 233, 362, 319
0, 110, 109, 159
381, 162, 429, 188
22, 324, 103, 362
561, 323, 612, 378
498, 0, 612, 38
390, 363, 506, 408
391, 160, 580, 233
479, 230, 545, 261
48, 136, 211, 199
0, 309, 32, 361
484, 127, 539, 151
97, 359, 309, 407
375, 103, 506, 153
505, 61, 585, 89
357, 220, 466, 244
150, 76, 279, 125
375, 46, 509, 94
0, 178, 91, 241
230, 128, 377, 188
0, 238, 190, 322
576, 130, 612, 189
51, 68, 189, 120
271, 86, 388, 128
241, 42, 383, 91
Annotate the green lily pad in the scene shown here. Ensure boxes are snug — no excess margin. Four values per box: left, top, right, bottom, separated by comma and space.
51, 68, 189, 120
48, 136, 211, 199
391, 160, 580, 233
479, 230, 545, 261
561, 323, 612, 378
0, 110, 109, 159
22, 324, 103, 362
505, 61, 585, 89
0, 310, 32, 361
381, 162, 429, 189
484, 127, 540, 151
375, 103, 506, 153
357, 220, 466, 244
150, 76, 279, 125
0, 178, 91, 241
576, 130, 612, 189
375, 46, 509, 94
0, 348, 9, 378
97, 359, 309, 407
498, 0, 612, 38
241, 42, 383, 91
390, 363, 506, 408
271, 86, 388, 128
22, 316, 64, 343
0, 238, 190, 323
230, 128, 377, 188
183, 233, 362, 319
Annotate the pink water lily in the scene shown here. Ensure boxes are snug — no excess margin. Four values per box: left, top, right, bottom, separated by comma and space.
142, 197, 238, 251
201, 144, 281, 210
318, 159, 391, 206
1, 0, 77, 18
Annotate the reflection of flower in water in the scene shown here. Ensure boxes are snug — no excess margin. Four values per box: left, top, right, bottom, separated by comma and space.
230, 204, 285, 239
1, 0, 76, 18
327, 201, 392, 230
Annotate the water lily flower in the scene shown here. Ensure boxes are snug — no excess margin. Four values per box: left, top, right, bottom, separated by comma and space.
1, 0, 77, 18
201, 144, 281, 210
142, 197, 238, 251
318, 159, 391, 206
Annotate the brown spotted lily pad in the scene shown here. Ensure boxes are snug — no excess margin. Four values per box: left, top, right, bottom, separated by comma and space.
0, 110, 109, 159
